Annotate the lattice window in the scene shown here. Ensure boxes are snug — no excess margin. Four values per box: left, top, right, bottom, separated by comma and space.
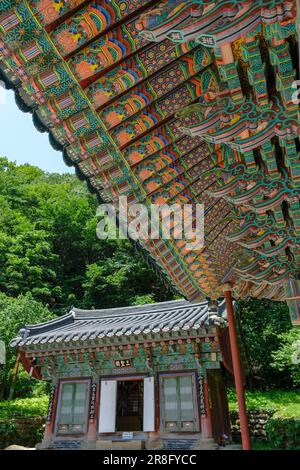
160, 374, 197, 432
56, 381, 89, 434
0, 11, 20, 32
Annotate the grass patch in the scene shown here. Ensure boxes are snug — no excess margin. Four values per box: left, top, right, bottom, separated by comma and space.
0, 395, 48, 419
251, 441, 277, 450
228, 388, 300, 418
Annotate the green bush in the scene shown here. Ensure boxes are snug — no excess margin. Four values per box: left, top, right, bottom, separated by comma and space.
0, 420, 16, 444
0, 396, 47, 448
236, 298, 292, 388
0, 291, 53, 400
0, 395, 48, 419
227, 388, 300, 417
265, 418, 300, 450
272, 328, 300, 385
12, 369, 50, 399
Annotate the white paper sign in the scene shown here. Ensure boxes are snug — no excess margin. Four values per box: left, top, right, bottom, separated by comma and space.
122, 432, 133, 440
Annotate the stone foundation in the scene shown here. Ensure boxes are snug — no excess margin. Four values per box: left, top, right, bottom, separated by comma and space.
230, 409, 274, 441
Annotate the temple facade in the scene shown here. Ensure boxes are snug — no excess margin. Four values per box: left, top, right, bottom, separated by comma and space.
11, 300, 232, 450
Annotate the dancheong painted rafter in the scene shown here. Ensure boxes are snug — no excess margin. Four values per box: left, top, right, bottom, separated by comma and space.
0, 1, 299, 323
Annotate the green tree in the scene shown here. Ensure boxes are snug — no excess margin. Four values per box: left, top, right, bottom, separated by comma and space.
82, 240, 172, 309
0, 292, 53, 399
272, 328, 300, 385
0, 157, 173, 313
236, 298, 292, 389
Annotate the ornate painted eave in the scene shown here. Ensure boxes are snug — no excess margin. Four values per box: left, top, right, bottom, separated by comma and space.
0, 1, 299, 323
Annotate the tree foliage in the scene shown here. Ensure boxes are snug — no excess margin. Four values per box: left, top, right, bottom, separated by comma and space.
0, 157, 173, 313
271, 328, 300, 385
236, 298, 293, 388
0, 292, 53, 399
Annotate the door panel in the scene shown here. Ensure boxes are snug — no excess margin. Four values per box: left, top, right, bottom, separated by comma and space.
179, 375, 194, 422
99, 380, 117, 432
163, 377, 179, 423
56, 381, 89, 433
143, 377, 155, 432
161, 374, 198, 432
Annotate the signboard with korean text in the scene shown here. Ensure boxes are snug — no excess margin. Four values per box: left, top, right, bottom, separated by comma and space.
114, 359, 133, 368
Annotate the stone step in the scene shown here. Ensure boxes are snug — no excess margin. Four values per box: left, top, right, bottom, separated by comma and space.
96, 439, 144, 450
49, 440, 82, 450
163, 439, 198, 450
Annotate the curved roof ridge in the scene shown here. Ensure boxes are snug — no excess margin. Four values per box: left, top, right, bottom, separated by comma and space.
10, 299, 223, 348
22, 311, 75, 332
72, 298, 205, 317
9, 311, 75, 347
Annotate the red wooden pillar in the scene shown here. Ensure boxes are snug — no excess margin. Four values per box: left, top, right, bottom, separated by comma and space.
223, 284, 251, 450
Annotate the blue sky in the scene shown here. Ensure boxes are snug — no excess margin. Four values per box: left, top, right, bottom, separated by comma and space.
0, 89, 73, 173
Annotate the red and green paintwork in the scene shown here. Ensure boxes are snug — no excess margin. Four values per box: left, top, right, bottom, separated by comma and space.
0, 1, 299, 323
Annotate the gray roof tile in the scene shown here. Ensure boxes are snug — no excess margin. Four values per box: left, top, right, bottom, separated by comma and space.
10, 299, 227, 348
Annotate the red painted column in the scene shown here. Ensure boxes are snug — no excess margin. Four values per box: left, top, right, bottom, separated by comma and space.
223, 284, 251, 450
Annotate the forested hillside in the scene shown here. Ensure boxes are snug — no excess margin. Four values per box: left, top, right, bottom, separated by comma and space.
0, 157, 173, 313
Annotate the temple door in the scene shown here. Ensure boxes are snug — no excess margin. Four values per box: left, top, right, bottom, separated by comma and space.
161, 374, 198, 432
99, 380, 117, 432
143, 377, 155, 432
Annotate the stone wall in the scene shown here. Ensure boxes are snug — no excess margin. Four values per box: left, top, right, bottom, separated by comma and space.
230, 409, 274, 441
0, 417, 45, 449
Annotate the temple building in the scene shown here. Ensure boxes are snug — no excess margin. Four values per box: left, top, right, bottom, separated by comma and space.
10, 300, 233, 450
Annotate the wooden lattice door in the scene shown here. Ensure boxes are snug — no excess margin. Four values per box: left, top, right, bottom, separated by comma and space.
160, 374, 198, 432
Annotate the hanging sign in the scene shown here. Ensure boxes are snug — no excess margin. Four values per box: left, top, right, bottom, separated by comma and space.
114, 359, 132, 368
